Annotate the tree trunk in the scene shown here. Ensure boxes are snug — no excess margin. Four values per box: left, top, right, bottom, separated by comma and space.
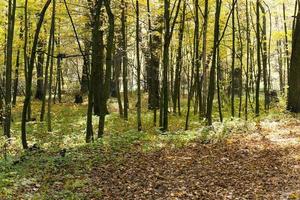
217, 48, 223, 122
201, 0, 209, 117
161, 0, 181, 131
81, 39, 90, 94
21, 0, 52, 149
114, 39, 123, 116
47, 0, 56, 132
121, 0, 129, 120
288, 5, 300, 112
255, 0, 262, 116
231, 0, 235, 118
173, 0, 186, 115
277, 40, 284, 94
260, 4, 269, 110
40, 3, 55, 122
194, 0, 201, 118
283, 3, 290, 92
135, 0, 142, 131
146, 0, 161, 125
245, 0, 250, 120
4, 0, 17, 138
35, 41, 45, 100
206, 0, 222, 125
13, 21, 23, 106
98, 0, 115, 137
86, 0, 104, 142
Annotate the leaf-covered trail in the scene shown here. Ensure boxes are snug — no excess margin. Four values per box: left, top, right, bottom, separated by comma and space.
91, 119, 300, 199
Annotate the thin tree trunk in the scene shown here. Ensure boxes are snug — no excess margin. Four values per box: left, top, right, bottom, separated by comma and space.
277, 40, 284, 94
201, 0, 209, 117
114, 41, 123, 116
13, 21, 23, 106
173, 0, 186, 115
121, 0, 129, 120
135, 0, 142, 131
283, 3, 290, 92
162, 0, 181, 131
185, 53, 195, 130
245, 0, 250, 120
194, 0, 201, 117
4, 0, 17, 138
35, 41, 45, 100
231, 0, 235, 118
21, 0, 52, 149
40, 6, 55, 122
217, 48, 223, 122
236, 3, 243, 118
259, 3, 269, 111
255, 0, 262, 116
207, 0, 222, 125
98, 0, 115, 137
47, 0, 56, 132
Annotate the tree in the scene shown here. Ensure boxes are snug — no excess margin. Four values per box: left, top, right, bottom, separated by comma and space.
245, 0, 250, 120
4, 0, 16, 138
231, 0, 235, 118
21, 0, 52, 149
186, 0, 199, 130
86, 0, 103, 142
121, 0, 129, 120
206, 0, 222, 125
35, 41, 45, 100
12, 19, 23, 106
135, 0, 142, 131
47, 0, 56, 132
161, 0, 181, 131
283, 3, 290, 91
194, 0, 201, 116
288, 4, 300, 112
255, 0, 262, 116
145, 0, 161, 126
173, 0, 186, 115
99, 0, 115, 137
201, 0, 209, 117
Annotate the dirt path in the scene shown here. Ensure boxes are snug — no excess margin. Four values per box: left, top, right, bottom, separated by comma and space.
90, 119, 300, 199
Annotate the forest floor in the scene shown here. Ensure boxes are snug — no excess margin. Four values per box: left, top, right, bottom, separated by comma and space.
90, 119, 300, 200
0, 100, 300, 199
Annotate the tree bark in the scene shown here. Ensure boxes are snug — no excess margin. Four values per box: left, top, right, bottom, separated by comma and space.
21, 0, 52, 149
47, 0, 56, 132
35, 41, 45, 100
4, 0, 17, 138
255, 0, 262, 116
135, 0, 142, 131
201, 0, 209, 117
206, 0, 222, 125
173, 0, 186, 115
231, 0, 235, 118
161, 0, 181, 131
288, 5, 300, 112
121, 0, 129, 120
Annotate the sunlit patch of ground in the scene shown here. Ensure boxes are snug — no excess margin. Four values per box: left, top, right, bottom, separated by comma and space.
261, 119, 300, 147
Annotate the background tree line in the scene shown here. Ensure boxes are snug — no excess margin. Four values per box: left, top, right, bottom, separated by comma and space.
0, 0, 299, 149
